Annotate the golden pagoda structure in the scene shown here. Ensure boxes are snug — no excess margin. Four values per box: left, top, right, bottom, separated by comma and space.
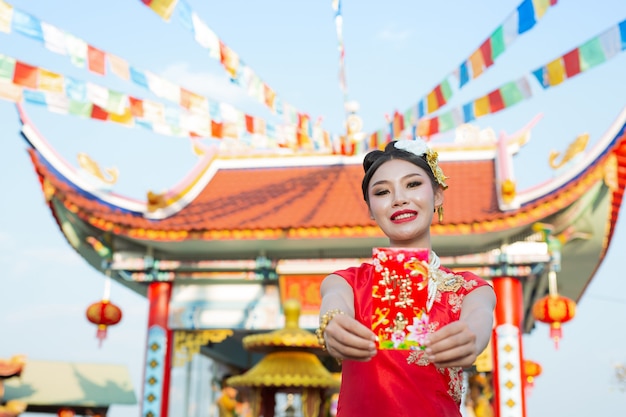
227, 299, 339, 417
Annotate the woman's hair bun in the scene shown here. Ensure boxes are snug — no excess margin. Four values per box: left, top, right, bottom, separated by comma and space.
362, 149, 384, 173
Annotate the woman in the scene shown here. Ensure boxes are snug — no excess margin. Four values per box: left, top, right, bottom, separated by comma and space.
317, 139, 496, 417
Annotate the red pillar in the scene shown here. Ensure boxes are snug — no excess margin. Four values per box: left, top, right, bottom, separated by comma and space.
491, 277, 526, 417
141, 282, 173, 417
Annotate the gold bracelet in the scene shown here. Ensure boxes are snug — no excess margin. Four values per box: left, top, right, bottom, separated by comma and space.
315, 309, 344, 351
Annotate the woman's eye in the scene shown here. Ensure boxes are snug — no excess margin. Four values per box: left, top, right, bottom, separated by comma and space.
373, 189, 389, 196
407, 181, 421, 188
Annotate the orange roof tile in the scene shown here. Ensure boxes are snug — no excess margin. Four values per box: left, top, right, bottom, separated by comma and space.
30, 152, 500, 233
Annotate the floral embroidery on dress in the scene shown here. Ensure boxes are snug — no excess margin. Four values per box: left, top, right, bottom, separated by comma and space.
405, 269, 472, 403
406, 349, 431, 366
427, 321, 439, 333
447, 293, 464, 313
434, 367, 464, 403
462, 279, 480, 291
445, 367, 464, 403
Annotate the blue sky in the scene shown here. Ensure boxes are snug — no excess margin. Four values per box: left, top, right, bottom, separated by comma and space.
1, 0, 625, 416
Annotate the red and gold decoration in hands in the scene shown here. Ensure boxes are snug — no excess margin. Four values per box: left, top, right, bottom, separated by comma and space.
531, 271, 576, 349
371, 247, 430, 350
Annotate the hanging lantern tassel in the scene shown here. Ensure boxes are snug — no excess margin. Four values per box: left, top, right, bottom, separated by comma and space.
549, 321, 562, 347
86, 299, 122, 347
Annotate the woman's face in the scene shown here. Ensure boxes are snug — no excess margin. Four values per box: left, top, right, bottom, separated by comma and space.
367, 158, 443, 248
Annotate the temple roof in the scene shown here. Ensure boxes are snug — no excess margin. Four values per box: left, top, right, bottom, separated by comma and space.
27, 148, 500, 235
23, 108, 625, 258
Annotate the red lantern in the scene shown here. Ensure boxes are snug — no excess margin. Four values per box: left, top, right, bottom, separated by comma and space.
86, 300, 122, 346
523, 359, 542, 388
532, 294, 576, 349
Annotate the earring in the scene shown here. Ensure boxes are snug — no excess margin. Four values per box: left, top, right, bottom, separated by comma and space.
437, 205, 444, 223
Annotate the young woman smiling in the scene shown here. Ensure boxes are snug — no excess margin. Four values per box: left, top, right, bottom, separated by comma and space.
317, 139, 496, 417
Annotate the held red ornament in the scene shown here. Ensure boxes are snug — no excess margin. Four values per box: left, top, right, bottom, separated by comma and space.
371, 247, 431, 350
531, 294, 576, 349
86, 300, 122, 347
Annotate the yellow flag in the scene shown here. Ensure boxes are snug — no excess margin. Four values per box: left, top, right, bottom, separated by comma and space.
474, 96, 490, 118
38, 68, 64, 93
149, 0, 179, 21
416, 119, 431, 137
546, 58, 565, 86
426, 90, 438, 114
0, 0, 13, 33
109, 107, 134, 126
469, 50, 485, 78
532, 0, 550, 19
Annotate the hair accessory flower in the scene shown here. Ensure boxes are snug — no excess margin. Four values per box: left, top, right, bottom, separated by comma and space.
394, 139, 448, 189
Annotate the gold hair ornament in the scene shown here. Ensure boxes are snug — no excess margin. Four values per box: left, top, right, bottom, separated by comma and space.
394, 139, 448, 189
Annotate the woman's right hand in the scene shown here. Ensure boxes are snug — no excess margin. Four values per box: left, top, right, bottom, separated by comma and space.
323, 313, 378, 361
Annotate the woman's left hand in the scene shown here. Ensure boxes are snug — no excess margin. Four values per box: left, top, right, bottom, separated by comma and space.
423, 320, 480, 368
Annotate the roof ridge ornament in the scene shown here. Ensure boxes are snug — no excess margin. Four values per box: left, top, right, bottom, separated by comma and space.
549, 133, 589, 170
77, 152, 119, 185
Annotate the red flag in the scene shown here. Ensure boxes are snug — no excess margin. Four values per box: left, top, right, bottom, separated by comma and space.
219, 41, 227, 66
211, 121, 223, 138
479, 39, 494, 68
488, 90, 505, 113
13, 62, 37, 88
129, 97, 144, 117
88, 45, 106, 75
428, 117, 439, 136
91, 104, 109, 121
245, 115, 254, 133
563, 49, 581, 78
434, 85, 446, 107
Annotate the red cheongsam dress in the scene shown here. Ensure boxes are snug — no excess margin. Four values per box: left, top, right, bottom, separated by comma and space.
333, 262, 491, 417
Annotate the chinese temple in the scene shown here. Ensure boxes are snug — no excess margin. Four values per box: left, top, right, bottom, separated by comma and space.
15, 100, 626, 417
